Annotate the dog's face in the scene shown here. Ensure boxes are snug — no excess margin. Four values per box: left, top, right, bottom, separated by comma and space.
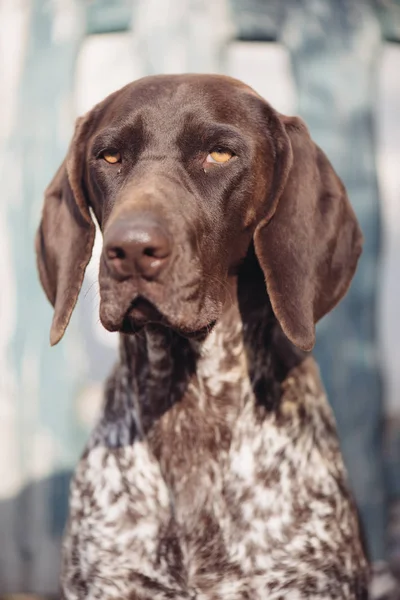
90, 76, 273, 337
36, 74, 363, 350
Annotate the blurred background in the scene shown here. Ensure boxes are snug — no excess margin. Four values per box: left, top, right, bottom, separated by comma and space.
0, 0, 400, 597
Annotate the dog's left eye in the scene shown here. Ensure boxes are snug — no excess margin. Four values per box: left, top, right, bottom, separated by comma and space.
206, 148, 233, 165
101, 150, 121, 164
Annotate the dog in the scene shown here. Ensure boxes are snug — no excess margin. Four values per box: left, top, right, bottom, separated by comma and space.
36, 74, 368, 599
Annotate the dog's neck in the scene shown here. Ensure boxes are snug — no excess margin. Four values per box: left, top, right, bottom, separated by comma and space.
92, 255, 305, 451
117, 280, 301, 417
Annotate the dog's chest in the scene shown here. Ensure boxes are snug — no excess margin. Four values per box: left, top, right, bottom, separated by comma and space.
64, 358, 365, 598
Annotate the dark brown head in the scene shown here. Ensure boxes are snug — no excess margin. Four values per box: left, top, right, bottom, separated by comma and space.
36, 74, 362, 351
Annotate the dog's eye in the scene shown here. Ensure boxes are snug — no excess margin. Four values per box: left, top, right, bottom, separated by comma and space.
206, 148, 233, 165
101, 150, 121, 164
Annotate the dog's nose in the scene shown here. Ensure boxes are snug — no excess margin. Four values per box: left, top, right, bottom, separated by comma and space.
104, 216, 171, 280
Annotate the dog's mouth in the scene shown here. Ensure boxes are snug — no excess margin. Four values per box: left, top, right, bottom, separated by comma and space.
121, 297, 164, 334
120, 296, 216, 339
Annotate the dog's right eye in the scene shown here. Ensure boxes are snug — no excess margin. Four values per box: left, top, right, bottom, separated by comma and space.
206, 148, 233, 165
101, 150, 121, 164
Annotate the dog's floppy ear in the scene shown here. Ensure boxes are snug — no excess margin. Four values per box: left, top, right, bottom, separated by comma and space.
254, 112, 363, 352
35, 115, 96, 346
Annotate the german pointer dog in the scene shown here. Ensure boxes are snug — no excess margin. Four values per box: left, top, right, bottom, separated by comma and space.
36, 74, 368, 599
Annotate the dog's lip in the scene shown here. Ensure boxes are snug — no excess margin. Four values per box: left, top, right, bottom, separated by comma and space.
119, 297, 162, 335
125, 297, 163, 325
119, 296, 217, 339
179, 320, 217, 340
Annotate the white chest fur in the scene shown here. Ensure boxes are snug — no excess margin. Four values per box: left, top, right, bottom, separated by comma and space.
62, 357, 366, 599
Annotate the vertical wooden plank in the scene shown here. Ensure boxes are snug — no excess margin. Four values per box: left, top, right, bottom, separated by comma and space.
1, 0, 86, 593
281, 0, 386, 563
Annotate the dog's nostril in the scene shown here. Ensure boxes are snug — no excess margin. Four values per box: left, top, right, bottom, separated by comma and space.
143, 245, 169, 259
107, 247, 126, 260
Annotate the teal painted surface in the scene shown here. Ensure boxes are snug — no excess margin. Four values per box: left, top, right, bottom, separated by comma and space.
10, 0, 87, 464
86, 0, 132, 34
1, 0, 88, 593
282, 0, 386, 563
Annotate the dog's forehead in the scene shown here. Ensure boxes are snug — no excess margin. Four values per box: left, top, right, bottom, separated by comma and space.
100, 74, 261, 132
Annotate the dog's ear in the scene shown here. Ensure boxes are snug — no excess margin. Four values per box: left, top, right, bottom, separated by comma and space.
254, 112, 363, 352
35, 115, 96, 346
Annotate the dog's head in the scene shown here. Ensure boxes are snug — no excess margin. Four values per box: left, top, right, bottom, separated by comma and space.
36, 74, 362, 351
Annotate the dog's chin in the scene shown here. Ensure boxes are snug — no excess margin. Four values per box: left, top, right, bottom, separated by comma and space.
115, 297, 216, 339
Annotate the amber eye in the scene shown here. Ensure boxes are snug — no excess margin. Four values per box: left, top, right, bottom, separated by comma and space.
101, 150, 121, 164
206, 148, 233, 165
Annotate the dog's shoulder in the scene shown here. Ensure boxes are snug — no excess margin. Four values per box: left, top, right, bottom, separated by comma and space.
222, 356, 368, 595
231, 356, 342, 465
